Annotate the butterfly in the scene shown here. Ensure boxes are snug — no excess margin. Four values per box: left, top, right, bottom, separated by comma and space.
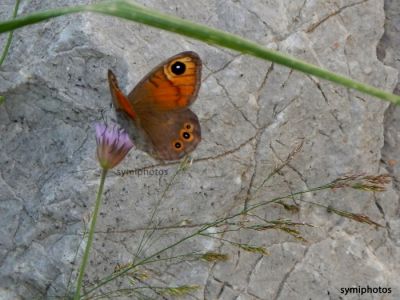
108, 51, 202, 161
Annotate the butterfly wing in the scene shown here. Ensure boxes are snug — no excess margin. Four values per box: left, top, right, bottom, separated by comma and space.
108, 69, 137, 120
107, 51, 202, 161
128, 51, 202, 113
139, 109, 201, 161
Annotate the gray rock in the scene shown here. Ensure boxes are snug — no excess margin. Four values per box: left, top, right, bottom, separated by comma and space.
0, 0, 399, 299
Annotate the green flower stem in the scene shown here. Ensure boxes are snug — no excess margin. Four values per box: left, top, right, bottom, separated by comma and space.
0, 0, 399, 104
74, 167, 108, 300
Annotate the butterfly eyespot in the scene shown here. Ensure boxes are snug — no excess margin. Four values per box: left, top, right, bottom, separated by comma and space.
183, 122, 193, 132
180, 129, 194, 142
172, 139, 184, 151
171, 61, 186, 75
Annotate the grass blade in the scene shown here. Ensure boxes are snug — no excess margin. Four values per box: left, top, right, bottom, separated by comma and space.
0, 0, 398, 102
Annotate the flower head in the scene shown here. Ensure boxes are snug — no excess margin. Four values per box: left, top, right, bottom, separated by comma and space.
95, 123, 134, 170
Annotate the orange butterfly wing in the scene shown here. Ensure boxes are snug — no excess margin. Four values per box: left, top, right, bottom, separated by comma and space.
108, 51, 202, 161
128, 52, 201, 113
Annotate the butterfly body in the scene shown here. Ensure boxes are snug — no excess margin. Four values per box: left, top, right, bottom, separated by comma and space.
108, 52, 202, 161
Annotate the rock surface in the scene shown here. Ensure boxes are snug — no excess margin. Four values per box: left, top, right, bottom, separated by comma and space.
0, 0, 399, 299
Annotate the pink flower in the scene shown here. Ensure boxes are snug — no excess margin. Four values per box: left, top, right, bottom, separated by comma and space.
95, 123, 134, 170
